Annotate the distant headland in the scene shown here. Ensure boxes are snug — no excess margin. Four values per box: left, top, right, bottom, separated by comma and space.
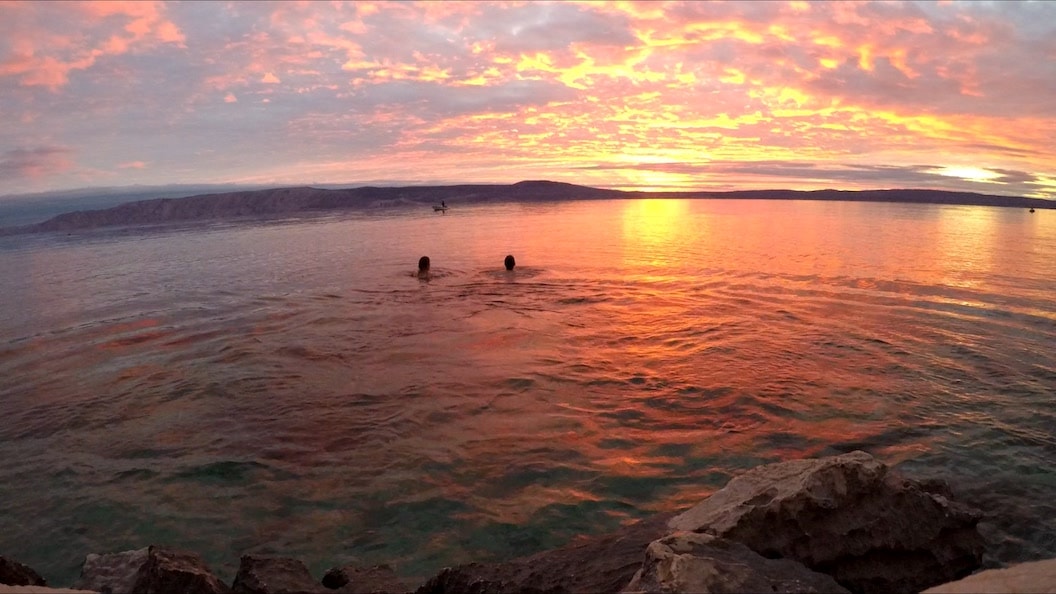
1, 180, 1051, 235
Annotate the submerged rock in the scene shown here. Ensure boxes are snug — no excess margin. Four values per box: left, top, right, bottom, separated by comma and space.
415, 512, 676, 594
321, 563, 409, 593
231, 555, 326, 594
623, 532, 849, 593
0, 556, 47, 587
668, 450, 985, 594
75, 546, 229, 594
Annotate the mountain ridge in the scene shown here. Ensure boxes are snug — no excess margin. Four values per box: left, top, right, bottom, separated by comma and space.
2, 180, 1050, 235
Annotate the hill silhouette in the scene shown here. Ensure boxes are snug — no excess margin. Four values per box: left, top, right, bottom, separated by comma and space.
1, 180, 1050, 235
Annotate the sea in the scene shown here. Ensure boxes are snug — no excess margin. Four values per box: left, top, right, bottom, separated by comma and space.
0, 197, 1053, 586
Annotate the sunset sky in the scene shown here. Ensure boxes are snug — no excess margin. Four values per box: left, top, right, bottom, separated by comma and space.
1, 0, 1054, 199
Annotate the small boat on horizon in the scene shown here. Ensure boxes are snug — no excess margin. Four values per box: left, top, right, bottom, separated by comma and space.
433, 205, 448, 212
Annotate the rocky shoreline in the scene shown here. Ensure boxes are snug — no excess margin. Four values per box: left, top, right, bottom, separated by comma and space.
2, 451, 1052, 594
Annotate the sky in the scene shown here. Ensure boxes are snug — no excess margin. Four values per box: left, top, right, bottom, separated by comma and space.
1, 0, 1055, 199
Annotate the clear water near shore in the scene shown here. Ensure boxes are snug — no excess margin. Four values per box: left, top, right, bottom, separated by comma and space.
0, 198, 1054, 586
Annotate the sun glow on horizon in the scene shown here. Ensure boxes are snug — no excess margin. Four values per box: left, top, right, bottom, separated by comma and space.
930, 166, 1004, 184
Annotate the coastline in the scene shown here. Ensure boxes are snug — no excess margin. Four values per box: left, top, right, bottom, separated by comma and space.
1, 180, 1051, 236
4, 451, 1051, 594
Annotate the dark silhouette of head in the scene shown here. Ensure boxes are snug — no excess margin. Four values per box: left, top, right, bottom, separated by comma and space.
418, 256, 430, 272
504, 254, 516, 271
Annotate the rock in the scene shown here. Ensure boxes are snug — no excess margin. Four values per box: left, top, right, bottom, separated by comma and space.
0, 583, 98, 587
76, 549, 147, 594
74, 546, 229, 594
0, 557, 47, 587
415, 512, 677, 594
922, 557, 1056, 593
623, 532, 849, 593
321, 563, 408, 593
231, 556, 326, 594
668, 450, 985, 594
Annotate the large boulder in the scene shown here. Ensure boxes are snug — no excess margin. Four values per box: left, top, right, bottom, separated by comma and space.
669, 451, 985, 594
0, 557, 47, 587
321, 563, 409, 593
623, 532, 849, 593
75, 546, 229, 594
231, 556, 326, 594
922, 557, 1056, 593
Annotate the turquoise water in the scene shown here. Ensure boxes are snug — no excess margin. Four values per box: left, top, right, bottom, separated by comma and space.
0, 198, 1054, 586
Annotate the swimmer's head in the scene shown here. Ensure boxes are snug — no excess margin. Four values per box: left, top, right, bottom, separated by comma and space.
504, 254, 515, 271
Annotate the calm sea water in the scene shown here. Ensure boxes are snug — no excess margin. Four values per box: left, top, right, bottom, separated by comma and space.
1, 198, 1054, 586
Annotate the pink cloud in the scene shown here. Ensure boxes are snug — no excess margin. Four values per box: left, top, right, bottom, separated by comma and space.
118, 161, 147, 169
0, 146, 74, 180
0, 0, 185, 90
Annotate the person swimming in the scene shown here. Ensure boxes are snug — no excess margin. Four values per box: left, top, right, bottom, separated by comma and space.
504, 254, 516, 271
417, 255, 431, 279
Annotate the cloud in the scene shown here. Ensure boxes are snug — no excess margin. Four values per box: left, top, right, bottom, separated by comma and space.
472, 3, 637, 53
0, 1, 185, 90
0, 146, 75, 180
0, 1, 1052, 198
118, 161, 147, 169
354, 78, 578, 117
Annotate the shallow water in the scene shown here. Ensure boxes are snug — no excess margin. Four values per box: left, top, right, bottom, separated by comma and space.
1, 198, 1054, 585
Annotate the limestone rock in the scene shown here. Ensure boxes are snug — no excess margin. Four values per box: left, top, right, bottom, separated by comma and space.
321, 563, 408, 593
623, 532, 849, 593
0, 557, 46, 587
76, 549, 148, 594
922, 557, 1056, 593
74, 546, 228, 594
668, 450, 985, 594
231, 556, 326, 594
